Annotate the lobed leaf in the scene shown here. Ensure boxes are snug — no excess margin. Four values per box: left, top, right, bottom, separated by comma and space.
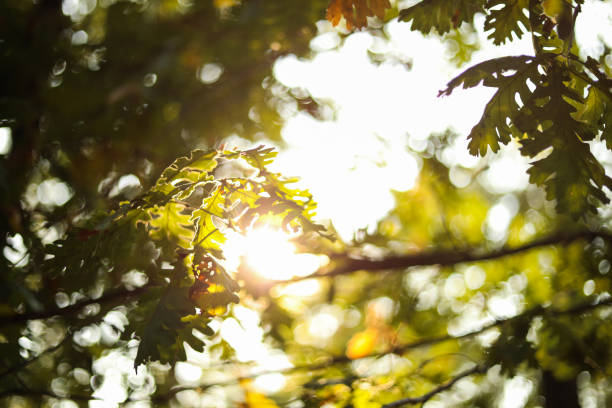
147, 202, 194, 249
134, 261, 217, 369
439, 55, 539, 155
399, 0, 485, 35
484, 0, 530, 45
131, 146, 329, 367
577, 86, 612, 149
150, 149, 217, 200
190, 185, 227, 256
520, 63, 612, 216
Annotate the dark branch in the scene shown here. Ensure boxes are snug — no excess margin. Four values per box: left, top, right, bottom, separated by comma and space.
528, 0, 543, 55
0, 230, 607, 329
282, 230, 610, 284
3, 296, 610, 403
0, 335, 70, 380
152, 296, 612, 402
0, 284, 157, 327
0, 388, 91, 401
381, 365, 489, 407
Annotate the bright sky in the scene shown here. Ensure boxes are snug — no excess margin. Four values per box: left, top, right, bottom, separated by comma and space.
264, 0, 612, 241
269, 17, 532, 240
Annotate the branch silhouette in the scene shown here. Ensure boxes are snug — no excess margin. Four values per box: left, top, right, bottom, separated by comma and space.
0, 284, 156, 327
0, 229, 608, 329
382, 364, 489, 407
152, 296, 612, 401
0, 335, 70, 381
281, 229, 611, 283
2, 296, 610, 402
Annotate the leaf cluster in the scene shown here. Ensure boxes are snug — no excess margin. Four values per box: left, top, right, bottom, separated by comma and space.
122, 146, 327, 367
329, 0, 612, 217
404, 0, 612, 218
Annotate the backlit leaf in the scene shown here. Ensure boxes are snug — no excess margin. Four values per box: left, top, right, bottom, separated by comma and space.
440, 55, 539, 155
484, 0, 530, 45
520, 63, 612, 216
148, 202, 194, 249
399, 0, 485, 35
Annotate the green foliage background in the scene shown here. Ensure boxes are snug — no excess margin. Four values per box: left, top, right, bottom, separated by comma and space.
1, 0, 612, 407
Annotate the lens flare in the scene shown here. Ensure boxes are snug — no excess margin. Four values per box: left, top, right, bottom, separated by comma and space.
223, 227, 325, 281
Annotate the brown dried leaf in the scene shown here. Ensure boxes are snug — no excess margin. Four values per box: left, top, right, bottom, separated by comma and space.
326, 0, 391, 30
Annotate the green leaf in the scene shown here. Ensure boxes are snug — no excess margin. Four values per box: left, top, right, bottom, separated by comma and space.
149, 149, 218, 201
147, 202, 194, 249
238, 145, 278, 171
576, 86, 612, 149
440, 55, 539, 155
191, 185, 227, 255
487, 314, 536, 374
157, 149, 218, 186
576, 86, 606, 126
134, 286, 190, 369
520, 63, 612, 216
484, 0, 530, 45
399, 0, 485, 35
134, 262, 214, 369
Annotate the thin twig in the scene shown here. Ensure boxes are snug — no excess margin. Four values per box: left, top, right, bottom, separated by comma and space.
381, 365, 489, 407
563, 1, 581, 56
151, 296, 612, 401
3, 297, 611, 402
0, 334, 71, 381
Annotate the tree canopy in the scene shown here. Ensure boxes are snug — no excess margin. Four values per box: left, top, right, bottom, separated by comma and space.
1, 0, 612, 407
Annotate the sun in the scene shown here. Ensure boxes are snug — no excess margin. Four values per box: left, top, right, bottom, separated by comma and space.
222, 227, 324, 282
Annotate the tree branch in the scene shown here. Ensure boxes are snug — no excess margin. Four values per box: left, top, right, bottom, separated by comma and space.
382, 365, 488, 407
282, 230, 610, 284
0, 334, 70, 381
0, 284, 157, 327
152, 296, 612, 401
0, 388, 91, 401
1, 230, 607, 329
528, 0, 544, 56
3, 296, 610, 403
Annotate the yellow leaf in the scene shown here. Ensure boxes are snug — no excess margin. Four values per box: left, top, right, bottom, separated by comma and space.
346, 328, 378, 359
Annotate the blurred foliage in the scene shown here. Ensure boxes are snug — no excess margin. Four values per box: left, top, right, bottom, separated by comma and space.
1, 0, 612, 407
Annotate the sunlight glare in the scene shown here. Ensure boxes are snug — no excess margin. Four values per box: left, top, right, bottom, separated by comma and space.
223, 227, 325, 281
0, 127, 12, 155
